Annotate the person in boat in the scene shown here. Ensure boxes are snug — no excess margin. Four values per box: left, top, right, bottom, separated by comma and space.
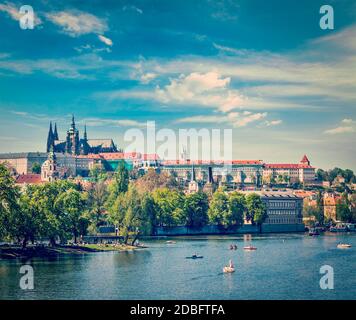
228, 260, 234, 268
233, 245, 237, 250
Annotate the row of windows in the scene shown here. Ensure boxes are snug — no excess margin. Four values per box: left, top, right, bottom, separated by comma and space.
268, 210, 298, 215
268, 201, 296, 208
267, 218, 302, 224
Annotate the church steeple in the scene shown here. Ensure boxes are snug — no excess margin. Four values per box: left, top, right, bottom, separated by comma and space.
46, 122, 54, 152
71, 114, 75, 129
83, 124, 87, 140
53, 123, 59, 140
191, 163, 196, 182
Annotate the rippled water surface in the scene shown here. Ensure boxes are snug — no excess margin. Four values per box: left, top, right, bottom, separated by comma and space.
1, 233, 355, 299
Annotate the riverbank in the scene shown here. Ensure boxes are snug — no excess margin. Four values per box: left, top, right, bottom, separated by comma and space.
0, 243, 142, 259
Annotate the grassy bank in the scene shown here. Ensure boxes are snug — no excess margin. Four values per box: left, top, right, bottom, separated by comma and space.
0, 243, 142, 259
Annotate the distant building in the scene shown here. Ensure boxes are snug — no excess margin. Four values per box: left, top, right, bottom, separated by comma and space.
187, 164, 199, 194
46, 115, 118, 155
263, 155, 316, 184
0, 152, 94, 176
161, 159, 264, 189
41, 148, 60, 182
323, 192, 342, 221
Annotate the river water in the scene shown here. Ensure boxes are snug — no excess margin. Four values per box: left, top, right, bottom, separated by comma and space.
0, 233, 355, 300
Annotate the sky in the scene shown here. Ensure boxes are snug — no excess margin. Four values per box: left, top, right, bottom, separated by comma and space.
0, 0, 355, 170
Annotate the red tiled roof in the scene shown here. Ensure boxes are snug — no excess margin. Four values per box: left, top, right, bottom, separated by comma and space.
15, 174, 43, 184
264, 163, 314, 169
142, 154, 160, 160
300, 154, 310, 163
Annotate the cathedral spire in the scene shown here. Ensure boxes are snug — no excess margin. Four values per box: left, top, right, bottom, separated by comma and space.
83, 124, 87, 140
46, 122, 54, 152
191, 163, 196, 182
53, 123, 59, 140
71, 114, 75, 129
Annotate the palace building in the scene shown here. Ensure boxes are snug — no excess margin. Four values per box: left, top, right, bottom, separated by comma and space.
46, 115, 118, 155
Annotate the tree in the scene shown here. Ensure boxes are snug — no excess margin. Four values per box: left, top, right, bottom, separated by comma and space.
31, 162, 41, 174
89, 165, 107, 182
106, 161, 129, 210
87, 182, 108, 233
343, 169, 354, 184
152, 188, 185, 226
228, 192, 245, 226
245, 193, 267, 225
12, 186, 45, 248
55, 188, 87, 243
0, 164, 19, 240
336, 203, 352, 222
135, 168, 179, 193
109, 185, 155, 244
208, 189, 229, 227
183, 191, 209, 227
316, 169, 328, 181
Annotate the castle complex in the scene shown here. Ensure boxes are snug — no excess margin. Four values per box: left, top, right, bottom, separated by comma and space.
46, 115, 118, 155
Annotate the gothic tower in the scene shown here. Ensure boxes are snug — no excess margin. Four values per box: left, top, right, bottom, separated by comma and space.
53, 123, 59, 140
65, 114, 80, 155
46, 122, 54, 152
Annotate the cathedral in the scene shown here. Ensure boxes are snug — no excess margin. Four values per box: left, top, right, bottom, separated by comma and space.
46, 115, 118, 155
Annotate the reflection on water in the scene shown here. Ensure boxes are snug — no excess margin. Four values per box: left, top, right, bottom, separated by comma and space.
0, 233, 355, 300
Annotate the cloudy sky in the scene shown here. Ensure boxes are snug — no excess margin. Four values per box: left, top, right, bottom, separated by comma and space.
0, 0, 355, 170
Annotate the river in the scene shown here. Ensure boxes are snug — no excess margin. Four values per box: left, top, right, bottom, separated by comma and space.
0, 233, 355, 299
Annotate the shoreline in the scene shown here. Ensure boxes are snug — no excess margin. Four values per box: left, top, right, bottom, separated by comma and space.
0, 244, 143, 260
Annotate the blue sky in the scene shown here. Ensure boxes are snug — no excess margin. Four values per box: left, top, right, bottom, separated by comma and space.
0, 0, 355, 170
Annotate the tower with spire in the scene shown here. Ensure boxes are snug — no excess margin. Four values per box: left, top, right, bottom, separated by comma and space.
46, 122, 54, 152
187, 163, 199, 194
65, 114, 80, 155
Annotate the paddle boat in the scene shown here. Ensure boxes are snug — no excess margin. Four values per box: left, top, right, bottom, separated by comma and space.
309, 228, 320, 236
337, 243, 352, 249
223, 260, 235, 273
166, 240, 176, 244
243, 245, 257, 251
186, 254, 204, 259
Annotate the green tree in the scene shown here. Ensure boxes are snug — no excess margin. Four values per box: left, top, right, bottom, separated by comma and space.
208, 190, 229, 226
106, 161, 129, 209
0, 164, 19, 240
152, 188, 185, 226
31, 162, 41, 174
245, 193, 267, 225
55, 188, 87, 243
89, 165, 107, 182
336, 203, 352, 222
183, 191, 209, 227
228, 192, 246, 226
87, 182, 108, 233
316, 169, 328, 181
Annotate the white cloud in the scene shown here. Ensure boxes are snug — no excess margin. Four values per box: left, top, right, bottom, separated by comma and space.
0, 1, 42, 26
176, 111, 267, 128
264, 120, 282, 127
46, 10, 107, 37
98, 34, 113, 46
122, 5, 143, 14
324, 118, 356, 135
154, 71, 243, 112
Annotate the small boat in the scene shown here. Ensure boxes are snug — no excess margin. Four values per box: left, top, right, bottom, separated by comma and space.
337, 243, 352, 249
186, 254, 203, 259
223, 260, 235, 273
229, 244, 238, 250
309, 228, 320, 236
244, 245, 257, 251
166, 240, 176, 244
